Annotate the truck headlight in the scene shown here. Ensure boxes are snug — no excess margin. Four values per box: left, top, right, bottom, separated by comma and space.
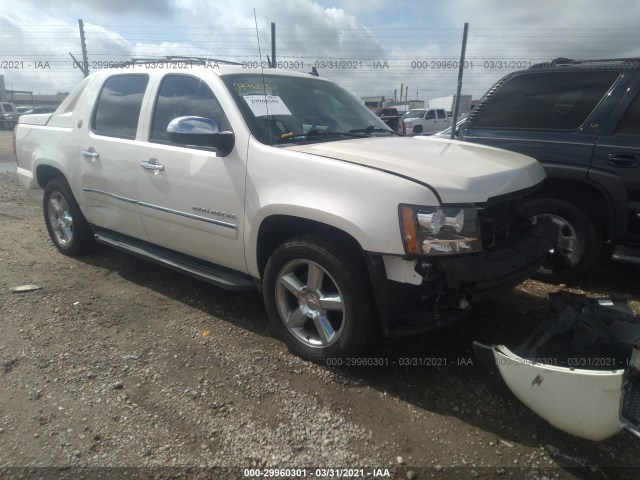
399, 205, 483, 255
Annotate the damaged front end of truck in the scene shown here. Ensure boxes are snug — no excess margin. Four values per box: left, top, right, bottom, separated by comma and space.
474, 291, 640, 441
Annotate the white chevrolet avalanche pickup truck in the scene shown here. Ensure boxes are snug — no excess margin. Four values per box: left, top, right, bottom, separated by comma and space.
15, 60, 556, 362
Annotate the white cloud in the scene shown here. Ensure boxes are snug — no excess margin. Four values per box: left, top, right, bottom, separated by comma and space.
1, 0, 638, 101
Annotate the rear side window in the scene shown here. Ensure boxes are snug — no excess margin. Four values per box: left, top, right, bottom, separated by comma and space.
615, 92, 640, 137
474, 71, 619, 130
150, 74, 231, 143
93, 74, 149, 139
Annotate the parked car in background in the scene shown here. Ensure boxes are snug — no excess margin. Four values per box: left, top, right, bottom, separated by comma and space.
370, 107, 401, 132
461, 57, 640, 282
0, 102, 18, 129
402, 108, 450, 135
16, 105, 58, 116
431, 114, 468, 138
15, 106, 33, 115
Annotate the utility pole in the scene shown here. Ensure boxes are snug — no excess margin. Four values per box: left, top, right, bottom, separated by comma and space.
271, 22, 276, 68
79, 19, 89, 77
451, 22, 469, 139
70, 19, 89, 78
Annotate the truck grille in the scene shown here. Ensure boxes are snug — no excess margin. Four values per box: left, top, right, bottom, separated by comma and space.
478, 198, 521, 249
623, 374, 640, 426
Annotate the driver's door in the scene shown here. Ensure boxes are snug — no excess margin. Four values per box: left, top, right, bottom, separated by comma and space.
136, 73, 247, 272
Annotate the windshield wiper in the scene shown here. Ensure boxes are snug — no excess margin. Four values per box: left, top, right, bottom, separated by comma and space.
277, 129, 368, 142
349, 125, 403, 136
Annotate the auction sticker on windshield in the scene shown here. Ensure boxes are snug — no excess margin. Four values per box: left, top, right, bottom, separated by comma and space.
243, 95, 292, 116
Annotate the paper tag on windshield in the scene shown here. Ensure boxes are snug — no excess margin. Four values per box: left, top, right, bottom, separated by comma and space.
243, 95, 292, 117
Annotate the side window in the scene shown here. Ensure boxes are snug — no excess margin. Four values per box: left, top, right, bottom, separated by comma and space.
615, 92, 640, 137
93, 74, 149, 139
150, 74, 231, 144
436, 109, 445, 119
474, 71, 620, 130
425, 110, 436, 120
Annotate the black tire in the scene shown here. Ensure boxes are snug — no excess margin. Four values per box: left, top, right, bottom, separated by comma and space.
263, 235, 379, 363
520, 197, 601, 283
43, 178, 95, 256
413, 125, 423, 134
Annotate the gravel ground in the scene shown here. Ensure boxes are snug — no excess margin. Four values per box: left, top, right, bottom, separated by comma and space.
1, 130, 640, 480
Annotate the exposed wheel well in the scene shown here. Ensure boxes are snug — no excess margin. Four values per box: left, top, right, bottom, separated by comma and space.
529, 178, 612, 240
256, 215, 365, 277
36, 165, 65, 190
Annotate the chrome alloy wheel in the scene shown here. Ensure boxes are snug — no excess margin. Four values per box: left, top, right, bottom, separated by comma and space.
532, 213, 579, 264
47, 191, 74, 246
275, 259, 346, 348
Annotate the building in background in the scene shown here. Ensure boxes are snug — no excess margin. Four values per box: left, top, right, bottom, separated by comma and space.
427, 94, 473, 115
0, 75, 66, 107
361, 91, 475, 116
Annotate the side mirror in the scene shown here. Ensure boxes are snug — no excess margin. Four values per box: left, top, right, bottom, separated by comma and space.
167, 116, 235, 156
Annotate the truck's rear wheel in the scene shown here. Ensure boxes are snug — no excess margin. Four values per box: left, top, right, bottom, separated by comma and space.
43, 178, 94, 256
263, 235, 378, 363
520, 197, 601, 283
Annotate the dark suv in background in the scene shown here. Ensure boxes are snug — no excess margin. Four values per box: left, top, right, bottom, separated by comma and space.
461, 58, 640, 282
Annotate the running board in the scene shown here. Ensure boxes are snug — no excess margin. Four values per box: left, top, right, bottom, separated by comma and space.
612, 244, 640, 266
93, 230, 256, 291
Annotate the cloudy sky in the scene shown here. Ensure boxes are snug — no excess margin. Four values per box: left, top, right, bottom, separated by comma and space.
1, 0, 638, 102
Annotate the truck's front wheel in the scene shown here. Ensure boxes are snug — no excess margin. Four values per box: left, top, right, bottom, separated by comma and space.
263, 235, 378, 363
43, 178, 94, 256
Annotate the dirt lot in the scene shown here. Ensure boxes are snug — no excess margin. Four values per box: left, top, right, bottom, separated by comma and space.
1, 129, 640, 479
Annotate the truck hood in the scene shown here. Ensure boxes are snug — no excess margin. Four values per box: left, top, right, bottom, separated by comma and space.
286, 136, 544, 204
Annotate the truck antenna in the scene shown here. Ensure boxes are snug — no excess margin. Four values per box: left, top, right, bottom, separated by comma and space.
254, 9, 273, 145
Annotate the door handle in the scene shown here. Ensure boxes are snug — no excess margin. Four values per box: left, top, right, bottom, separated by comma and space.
81, 148, 99, 159
607, 153, 638, 168
140, 159, 165, 171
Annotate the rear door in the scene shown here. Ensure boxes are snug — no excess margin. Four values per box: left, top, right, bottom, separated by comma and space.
591, 86, 640, 242
80, 73, 150, 239
136, 73, 247, 272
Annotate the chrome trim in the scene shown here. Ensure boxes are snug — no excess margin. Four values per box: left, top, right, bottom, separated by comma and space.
140, 159, 165, 171
82, 187, 137, 204
139, 202, 237, 229
82, 188, 237, 229
81, 149, 99, 159
612, 253, 640, 265
596, 145, 640, 150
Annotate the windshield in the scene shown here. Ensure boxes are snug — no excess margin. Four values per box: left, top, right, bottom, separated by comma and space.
221, 73, 393, 144
405, 110, 425, 119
